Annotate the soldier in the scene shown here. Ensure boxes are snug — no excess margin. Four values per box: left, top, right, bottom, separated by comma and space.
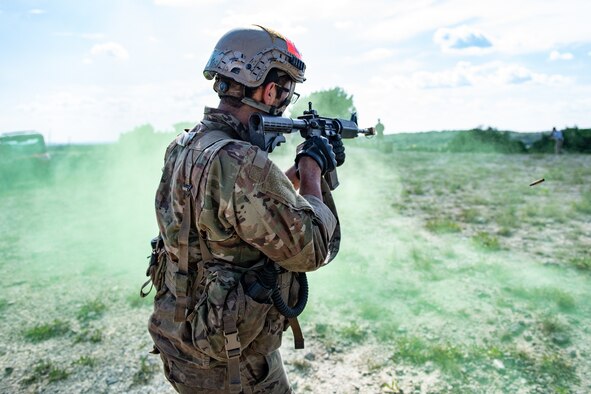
550, 127, 564, 154
375, 118, 385, 141
147, 25, 343, 393
375, 118, 387, 152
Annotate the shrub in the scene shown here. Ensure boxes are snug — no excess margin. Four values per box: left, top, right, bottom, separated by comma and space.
539, 354, 577, 385
24, 320, 71, 342
77, 299, 107, 323
73, 356, 97, 367
21, 360, 69, 385
569, 256, 591, 271
74, 328, 103, 343
540, 315, 571, 346
472, 232, 501, 251
425, 218, 461, 233
339, 322, 367, 343
132, 355, 159, 386
393, 336, 464, 376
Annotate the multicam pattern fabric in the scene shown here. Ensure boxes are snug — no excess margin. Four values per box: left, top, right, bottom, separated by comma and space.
160, 349, 292, 393
148, 107, 340, 392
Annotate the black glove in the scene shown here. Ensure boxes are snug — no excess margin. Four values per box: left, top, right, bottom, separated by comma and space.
329, 134, 346, 167
295, 136, 337, 175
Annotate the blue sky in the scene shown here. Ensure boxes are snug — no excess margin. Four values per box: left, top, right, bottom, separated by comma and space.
1, 0, 590, 143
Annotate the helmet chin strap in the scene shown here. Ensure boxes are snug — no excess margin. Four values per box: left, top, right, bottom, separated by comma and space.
241, 97, 284, 116
241, 97, 289, 152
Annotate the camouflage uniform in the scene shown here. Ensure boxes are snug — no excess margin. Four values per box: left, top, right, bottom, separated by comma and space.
148, 107, 340, 393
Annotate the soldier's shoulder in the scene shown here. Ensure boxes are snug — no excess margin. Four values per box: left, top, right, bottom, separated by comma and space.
217, 140, 267, 169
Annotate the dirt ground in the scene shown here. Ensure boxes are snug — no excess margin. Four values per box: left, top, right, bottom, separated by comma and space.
1, 148, 590, 393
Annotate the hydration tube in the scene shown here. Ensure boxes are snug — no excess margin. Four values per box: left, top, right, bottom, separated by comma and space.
271, 272, 308, 318
254, 262, 308, 318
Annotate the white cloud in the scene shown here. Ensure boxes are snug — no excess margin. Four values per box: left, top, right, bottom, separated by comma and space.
434, 25, 494, 54
29, 9, 46, 15
412, 63, 471, 89
355, 71, 588, 134
401, 61, 572, 90
495, 64, 534, 84
348, 0, 591, 55
90, 42, 129, 61
549, 50, 574, 60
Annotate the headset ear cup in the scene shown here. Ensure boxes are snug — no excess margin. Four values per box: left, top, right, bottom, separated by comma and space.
219, 81, 228, 93
213, 77, 230, 94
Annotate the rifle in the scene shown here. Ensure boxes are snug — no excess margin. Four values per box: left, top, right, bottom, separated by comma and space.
248, 102, 375, 190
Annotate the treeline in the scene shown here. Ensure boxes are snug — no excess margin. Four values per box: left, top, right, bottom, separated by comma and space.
114, 123, 590, 155
383, 127, 591, 154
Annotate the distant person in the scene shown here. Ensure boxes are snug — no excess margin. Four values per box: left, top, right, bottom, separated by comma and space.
550, 127, 564, 154
375, 118, 385, 149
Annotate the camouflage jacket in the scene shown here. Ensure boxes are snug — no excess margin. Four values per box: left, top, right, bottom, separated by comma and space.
149, 107, 340, 363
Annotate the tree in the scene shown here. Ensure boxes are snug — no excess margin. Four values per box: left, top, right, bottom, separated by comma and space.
288, 87, 356, 119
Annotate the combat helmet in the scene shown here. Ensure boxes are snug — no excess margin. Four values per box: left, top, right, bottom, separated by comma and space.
203, 25, 306, 87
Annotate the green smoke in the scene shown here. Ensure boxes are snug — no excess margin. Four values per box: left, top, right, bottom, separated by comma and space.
1, 111, 590, 392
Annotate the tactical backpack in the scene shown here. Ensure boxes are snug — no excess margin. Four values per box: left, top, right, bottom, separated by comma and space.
141, 128, 307, 392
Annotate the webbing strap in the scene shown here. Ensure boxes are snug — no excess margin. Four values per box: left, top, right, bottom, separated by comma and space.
172, 130, 234, 322
139, 278, 153, 298
173, 182, 193, 322
288, 317, 305, 349
223, 313, 242, 393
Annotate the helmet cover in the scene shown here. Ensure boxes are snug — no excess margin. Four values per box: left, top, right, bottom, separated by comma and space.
203, 25, 306, 87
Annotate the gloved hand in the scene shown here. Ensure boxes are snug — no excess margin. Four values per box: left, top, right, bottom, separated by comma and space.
329, 134, 346, 167
295, 136, 337, 175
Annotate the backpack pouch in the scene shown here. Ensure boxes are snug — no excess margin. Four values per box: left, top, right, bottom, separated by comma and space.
190, 263, 273, 361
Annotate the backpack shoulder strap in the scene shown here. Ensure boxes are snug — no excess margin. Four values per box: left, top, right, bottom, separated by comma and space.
173, 130, 237, 323
173, 129, 246, 392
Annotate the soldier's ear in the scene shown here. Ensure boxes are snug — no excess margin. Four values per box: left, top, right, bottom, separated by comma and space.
261, 82, 278, 106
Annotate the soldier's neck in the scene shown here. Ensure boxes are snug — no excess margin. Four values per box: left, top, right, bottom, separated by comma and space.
217, 102, 255, 128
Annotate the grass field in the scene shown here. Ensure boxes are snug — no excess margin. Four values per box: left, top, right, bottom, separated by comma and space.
0, 139, 589, 393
